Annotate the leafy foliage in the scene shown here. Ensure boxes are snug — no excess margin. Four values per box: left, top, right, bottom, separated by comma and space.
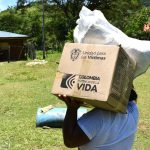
0, 9, 22, 33
102, 0, 142, 30
124, 6, 150, 40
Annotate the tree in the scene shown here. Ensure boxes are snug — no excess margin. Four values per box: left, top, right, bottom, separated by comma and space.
17, 0, 29, 9
48, 0, 85, 30
0, 9, 22, 33
100, 0, 142, 30
124, 6, 150, 40
48, 0, 142, 39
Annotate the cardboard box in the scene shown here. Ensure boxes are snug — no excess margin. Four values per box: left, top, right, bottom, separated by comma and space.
51, 43, 136, 113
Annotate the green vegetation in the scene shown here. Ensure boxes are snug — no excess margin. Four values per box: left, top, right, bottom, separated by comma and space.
125, 6, 150, 40
0, 0, 149, 50
0, 52, 69, 150
0, 53, 150, 150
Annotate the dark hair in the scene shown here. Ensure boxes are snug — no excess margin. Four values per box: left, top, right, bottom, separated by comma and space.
129, 89, 137, 101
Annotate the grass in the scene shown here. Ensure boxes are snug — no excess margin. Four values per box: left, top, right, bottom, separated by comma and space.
0, 51, 149, 150
133, 71, 150, 150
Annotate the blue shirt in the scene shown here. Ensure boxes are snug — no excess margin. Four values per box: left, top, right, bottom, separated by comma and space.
78, 102, 139, 150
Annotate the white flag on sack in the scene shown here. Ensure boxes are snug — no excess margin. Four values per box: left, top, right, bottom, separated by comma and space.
74, 6, 150, 78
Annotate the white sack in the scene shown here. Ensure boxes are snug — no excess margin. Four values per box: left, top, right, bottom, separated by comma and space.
74, 6, 150, 78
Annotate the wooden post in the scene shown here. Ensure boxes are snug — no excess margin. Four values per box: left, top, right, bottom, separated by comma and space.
8, 46, 10, 63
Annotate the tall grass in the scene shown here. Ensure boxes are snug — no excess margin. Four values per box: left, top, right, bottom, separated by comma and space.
0, 52, 149, 150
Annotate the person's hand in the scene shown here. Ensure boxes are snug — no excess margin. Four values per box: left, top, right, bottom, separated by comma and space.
58, 95, 81, 110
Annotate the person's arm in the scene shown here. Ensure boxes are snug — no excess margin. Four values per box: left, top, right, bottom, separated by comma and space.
58, 95, 90, 148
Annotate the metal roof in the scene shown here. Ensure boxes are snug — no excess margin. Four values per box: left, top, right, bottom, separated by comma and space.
0, 31, 28, 38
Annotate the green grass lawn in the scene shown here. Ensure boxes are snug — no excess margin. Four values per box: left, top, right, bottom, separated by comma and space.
0, 52, 149, 150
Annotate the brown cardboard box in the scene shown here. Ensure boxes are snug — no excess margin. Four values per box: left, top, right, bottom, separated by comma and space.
51, 43, 136, 113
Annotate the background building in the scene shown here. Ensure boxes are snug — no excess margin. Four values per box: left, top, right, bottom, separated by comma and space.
0, 31, 28, 61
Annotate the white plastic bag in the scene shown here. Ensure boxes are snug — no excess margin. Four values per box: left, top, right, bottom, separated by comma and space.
74, 6, 150, 78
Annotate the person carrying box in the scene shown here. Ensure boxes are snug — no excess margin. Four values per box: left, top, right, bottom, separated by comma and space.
58, 88, 138, 150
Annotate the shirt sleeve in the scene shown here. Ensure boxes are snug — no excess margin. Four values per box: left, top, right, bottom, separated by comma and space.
77, 108, 103, 140
128, 101, 139, 124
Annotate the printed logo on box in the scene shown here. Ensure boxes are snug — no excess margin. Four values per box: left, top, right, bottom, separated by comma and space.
70, 49, 81, 61
61, 74, 76, 89
61, 74, 100, 92
70, 48, 106, 61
